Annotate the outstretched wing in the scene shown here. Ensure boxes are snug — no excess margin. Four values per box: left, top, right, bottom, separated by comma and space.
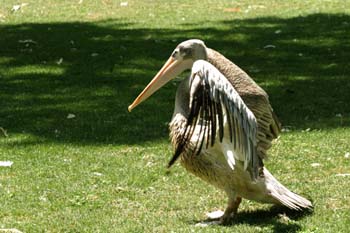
207, 48, 281, 160
168, 60, 262, 179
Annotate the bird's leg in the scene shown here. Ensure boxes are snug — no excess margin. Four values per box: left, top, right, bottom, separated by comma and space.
219, 196, 242, 225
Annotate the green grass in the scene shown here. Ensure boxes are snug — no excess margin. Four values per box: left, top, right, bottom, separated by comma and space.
1, 0, 350, 232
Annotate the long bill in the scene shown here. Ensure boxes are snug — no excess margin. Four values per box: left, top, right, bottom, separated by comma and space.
128, 57, 192, 112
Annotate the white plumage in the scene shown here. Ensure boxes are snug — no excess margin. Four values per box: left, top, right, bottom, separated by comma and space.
129, 39, 312, 225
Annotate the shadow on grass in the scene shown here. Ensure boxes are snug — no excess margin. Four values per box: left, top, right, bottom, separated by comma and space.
0, 13, 349, 145
192, 205, 313, 233
234, 206, 313, 233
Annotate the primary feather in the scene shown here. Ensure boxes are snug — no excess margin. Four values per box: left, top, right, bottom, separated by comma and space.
169, 60, 260, 179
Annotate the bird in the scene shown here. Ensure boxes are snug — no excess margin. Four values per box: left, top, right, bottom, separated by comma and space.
128, 39, 312, 225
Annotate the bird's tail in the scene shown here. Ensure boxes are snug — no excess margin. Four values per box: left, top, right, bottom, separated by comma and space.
264, 168, 313, 210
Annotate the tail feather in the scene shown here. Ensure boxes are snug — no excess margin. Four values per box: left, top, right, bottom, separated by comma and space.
271, 188, 313, 210
264, 169, 313, 210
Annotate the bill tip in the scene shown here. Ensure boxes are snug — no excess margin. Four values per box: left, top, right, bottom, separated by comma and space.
128, 105, 133, 112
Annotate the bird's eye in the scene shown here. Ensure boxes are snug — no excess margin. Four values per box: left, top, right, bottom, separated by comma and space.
172, 49, 180, 58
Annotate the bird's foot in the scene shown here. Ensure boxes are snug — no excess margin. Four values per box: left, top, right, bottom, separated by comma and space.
201, 210, 235, 226
206, 210, 224, 220
219, 211, 236, 225
194, 210, 223, 227
218, 196, 241, 225
196, 197, 241, 226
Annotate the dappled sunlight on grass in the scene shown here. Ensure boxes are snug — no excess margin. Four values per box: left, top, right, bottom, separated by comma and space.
1, 0, 350, 232
0, 13, 349, 146
7, 65, 65, 76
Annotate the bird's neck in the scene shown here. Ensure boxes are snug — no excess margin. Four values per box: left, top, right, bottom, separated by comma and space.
172, 76, 191, 118
169, 77, 191, 149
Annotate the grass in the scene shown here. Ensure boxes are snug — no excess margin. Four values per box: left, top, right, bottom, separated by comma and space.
1, 0, 350, 232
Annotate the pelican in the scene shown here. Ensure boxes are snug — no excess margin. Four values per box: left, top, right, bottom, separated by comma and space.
128, 39, 312, 224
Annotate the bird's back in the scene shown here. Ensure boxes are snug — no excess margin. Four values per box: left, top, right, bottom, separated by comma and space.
207, 48, 281, 160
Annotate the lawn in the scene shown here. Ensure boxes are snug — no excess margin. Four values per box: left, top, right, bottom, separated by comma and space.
1, 0, 350, 232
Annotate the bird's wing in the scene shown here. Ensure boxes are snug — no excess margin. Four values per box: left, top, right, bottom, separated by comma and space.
168, 60, 261, 179
206, 48, 281, 160
243, 94, 280, 159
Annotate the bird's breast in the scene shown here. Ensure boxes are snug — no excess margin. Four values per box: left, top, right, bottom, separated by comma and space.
169, 114, 267, 198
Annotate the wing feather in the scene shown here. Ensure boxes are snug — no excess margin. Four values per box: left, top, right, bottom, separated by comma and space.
207, 48, 281, 163
168, 60, 261, 179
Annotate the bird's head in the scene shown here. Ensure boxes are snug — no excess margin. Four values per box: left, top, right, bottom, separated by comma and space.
128, 39, 207, 112
171, 39, 207, 61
